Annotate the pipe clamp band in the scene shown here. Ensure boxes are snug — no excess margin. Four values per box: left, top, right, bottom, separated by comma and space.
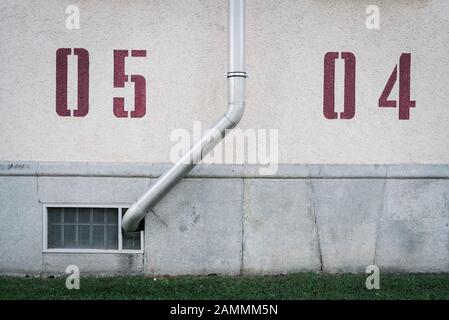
227, 71, 247, 78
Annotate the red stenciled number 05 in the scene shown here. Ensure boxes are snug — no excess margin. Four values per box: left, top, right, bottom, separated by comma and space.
113, 50, 147, 118
55, 48, 147, 118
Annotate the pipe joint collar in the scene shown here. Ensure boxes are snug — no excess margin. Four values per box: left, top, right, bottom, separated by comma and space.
227, 71, 247, 78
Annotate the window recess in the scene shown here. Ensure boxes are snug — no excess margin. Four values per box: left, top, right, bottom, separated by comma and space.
43, 206, 144, 253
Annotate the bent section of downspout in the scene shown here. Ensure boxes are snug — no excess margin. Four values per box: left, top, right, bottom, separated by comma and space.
122, 0, 247, 232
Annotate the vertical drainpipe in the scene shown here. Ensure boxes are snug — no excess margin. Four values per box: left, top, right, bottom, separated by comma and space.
122, 0, 247, 232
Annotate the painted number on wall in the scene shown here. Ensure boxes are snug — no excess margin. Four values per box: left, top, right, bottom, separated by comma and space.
55, 48, 147, 118
323, 52, 415, 120
378, 53, 415, 120
323, 52, 356, 120
56, 48, 89, 117
56, 49, 414, 120
113, 50, 147, 118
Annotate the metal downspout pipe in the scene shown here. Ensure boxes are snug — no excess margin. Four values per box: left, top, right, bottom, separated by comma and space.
122, 0, 247, 232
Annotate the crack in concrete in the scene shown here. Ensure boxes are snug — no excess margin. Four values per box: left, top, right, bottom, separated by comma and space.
373, 175, 388, 266
35, 162, 42, 204
35, 162, 44, 276
240, 178, 247, 276
308, 176, 323, 272
150, 209, 168, 227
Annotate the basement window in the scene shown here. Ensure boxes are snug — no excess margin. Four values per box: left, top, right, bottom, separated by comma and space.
44, 206, 144, 253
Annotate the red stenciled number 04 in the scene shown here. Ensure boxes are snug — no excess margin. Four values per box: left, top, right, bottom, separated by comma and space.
323, 52, 415, 120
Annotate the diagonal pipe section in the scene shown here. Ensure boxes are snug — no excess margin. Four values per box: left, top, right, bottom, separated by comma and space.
122, 0, 247, 232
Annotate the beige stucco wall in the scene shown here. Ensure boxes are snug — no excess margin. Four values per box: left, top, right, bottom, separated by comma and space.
1, 0, 448, 164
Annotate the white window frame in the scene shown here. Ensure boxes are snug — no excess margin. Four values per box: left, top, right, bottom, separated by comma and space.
43, 204, 144, 254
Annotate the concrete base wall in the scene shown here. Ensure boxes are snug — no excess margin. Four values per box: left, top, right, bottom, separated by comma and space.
1, 162, 448, 276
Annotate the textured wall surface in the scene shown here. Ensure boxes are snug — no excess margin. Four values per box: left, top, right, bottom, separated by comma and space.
0, 0, 448, 164
1, 1, 448, 276
1, 162, 448, 275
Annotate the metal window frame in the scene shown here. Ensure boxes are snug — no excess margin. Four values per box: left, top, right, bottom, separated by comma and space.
42, 204, 144, 254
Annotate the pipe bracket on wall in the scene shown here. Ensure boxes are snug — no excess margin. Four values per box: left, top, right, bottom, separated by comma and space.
122, 0, 247, 232
227, 71, 248, 78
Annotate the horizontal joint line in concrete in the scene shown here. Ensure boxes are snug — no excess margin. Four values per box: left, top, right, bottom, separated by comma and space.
0, 162, 448, 179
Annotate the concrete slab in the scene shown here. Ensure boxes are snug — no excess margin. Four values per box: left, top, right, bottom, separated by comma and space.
43, 253, 144, 276
375, 180, 449, 272
38, 177, 153, 204
311, 179, 385, 273
145, 178, 243, 276
0, 177, 42, 274
242, 179, 321, 274
1, 162, 449, 275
